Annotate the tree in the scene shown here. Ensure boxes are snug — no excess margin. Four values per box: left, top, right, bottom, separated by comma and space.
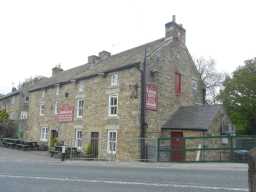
195, 58, 225, 104
0, 110, 17, 137
219, 58, 256, 134
0, 110, 9, 122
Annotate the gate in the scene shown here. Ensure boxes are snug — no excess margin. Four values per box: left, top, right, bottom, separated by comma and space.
158, 135, 256, 162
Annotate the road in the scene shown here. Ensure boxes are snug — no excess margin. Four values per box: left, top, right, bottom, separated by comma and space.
0, 147, 248, 192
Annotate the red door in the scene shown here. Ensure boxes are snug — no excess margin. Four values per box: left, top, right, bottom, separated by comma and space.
170, 131, 185, 161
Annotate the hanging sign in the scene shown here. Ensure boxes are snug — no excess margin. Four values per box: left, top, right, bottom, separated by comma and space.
146, 84, 158, 111
57, 104, 74, 122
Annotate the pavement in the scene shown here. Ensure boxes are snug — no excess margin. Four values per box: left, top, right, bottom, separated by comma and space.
0, 147, 249, 192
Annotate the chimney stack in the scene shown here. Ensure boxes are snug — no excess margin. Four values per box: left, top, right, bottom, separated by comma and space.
11, 87, 17, 92
88, 55, 99, 64
99, 50, 111, 60
52, 65, 63, 76
165, 15, 186, 44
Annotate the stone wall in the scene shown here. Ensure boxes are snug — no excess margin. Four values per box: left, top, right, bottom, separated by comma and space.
145, 40, 204, 138
26, 67, 141, 160
249, 148, 256, 192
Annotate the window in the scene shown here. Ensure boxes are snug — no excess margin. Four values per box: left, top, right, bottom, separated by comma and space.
192, 79, 198, 96
107, 130, 117, 154
20, 111, 28, 120
40, 127, 48, 142
24, 96, 29, 104
56, 85, 60, 96
76, 99, 84, 118
39, 104, 45, 116
111, 73, 118, 87
42, 89, 46, 98
108, 95, 118, 116
11, 97, 16, 105
9, 112, 16, 120
175, 73, 181, 96
78, 81, 84, 92
192, 79, 198, 91
75, 129, 82, 149
54, 101, 59, 114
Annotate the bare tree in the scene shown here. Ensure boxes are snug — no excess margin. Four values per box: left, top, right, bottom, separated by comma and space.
195, 57, 225, 104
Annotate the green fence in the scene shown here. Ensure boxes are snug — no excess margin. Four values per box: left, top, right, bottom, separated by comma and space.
157, 135, 256, 162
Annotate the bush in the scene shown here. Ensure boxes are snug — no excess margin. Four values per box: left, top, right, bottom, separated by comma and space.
83, 143, 93, 155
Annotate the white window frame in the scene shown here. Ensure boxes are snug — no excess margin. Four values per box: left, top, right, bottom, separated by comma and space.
107, 130, 117, 154
75, 129, 83, 150
192, 79, 198, 91
11, 97, 16, 105
108, 95, 118, 116
78, 81, 84, 92
54, 101, 58, 114
111, 73, 118, 87
56, 84, 60, 96
20, 111, 28, 120
76, 99, 84, 118
39, 104, 45, 116
41, 89, 46, 98
40, 127, 48, 142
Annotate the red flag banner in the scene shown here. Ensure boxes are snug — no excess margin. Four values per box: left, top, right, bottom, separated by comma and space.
146, 84, 158, 111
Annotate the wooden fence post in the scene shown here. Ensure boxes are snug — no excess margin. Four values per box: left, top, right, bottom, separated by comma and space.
248, 148, 256, 192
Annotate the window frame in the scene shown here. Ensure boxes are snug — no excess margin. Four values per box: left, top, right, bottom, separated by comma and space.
108, 95, 118, 116
78, 81, 84, 92
41, 89, 46, 98
56, 84, 60, 96
20, 111, 28, 120
76, 99, 84, 118
40, 127, 48, 142
107, 130, 117, 154
75, 129, 83, 150
175, 73, 181, 96
39, 104, 45, 116
54, 101, 59, 114
111, 73, 119, 87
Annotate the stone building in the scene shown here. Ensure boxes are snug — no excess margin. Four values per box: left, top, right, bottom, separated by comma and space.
0, 78, 45, 137
2, 16, 234, 160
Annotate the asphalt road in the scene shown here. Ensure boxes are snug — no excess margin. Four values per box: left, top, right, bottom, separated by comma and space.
0, 147, 249, 192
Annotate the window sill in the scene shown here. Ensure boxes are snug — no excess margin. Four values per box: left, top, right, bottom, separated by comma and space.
107, 115, 119, 119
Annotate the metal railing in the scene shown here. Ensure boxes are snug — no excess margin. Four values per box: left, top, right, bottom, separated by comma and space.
158, 135, 256, 162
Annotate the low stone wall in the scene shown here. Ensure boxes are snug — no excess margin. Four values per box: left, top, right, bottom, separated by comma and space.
249, 148, 256, 192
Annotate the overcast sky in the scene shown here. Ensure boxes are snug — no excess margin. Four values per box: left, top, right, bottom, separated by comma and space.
0, 0, 255, 94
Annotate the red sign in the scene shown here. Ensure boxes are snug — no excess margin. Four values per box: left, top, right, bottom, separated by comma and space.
57, 104, 74, 122
146, 84, 157, 111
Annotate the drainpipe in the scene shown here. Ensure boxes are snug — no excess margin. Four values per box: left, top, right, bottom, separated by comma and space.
140, 49, 147, 161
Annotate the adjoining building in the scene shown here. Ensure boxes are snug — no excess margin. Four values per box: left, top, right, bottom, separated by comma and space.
1, 16, 234, 161
0, 77, 46, 138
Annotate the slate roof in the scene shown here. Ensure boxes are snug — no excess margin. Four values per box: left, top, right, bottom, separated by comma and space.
0, 91, 19, 101
162, 105, 223, 131
29, 37, 169, 92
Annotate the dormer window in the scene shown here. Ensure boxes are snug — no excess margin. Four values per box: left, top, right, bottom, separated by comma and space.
111, 73, 118, 87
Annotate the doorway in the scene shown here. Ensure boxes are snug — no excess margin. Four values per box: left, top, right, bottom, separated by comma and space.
91, 132, 99, 158
170, 131, 185, 161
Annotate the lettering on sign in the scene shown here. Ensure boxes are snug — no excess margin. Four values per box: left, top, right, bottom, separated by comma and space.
146, 84, 157, 111
57, 104, 74, 122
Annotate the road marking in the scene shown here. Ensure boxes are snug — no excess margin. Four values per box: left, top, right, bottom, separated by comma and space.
0, 174, 248, 191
